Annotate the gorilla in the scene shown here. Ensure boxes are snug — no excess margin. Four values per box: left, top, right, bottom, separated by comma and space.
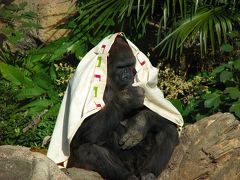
67, 36, 179, 180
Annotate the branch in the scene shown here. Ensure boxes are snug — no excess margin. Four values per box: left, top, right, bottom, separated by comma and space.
23, 109, 48, 133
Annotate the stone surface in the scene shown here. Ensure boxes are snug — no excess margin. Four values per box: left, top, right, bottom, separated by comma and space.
0, 113, 239, 180
159, 112, 240, 180
67, 168, 103, 180
14, 0, 76, 42
0, 145, 103, 180
0, 145, 70, 180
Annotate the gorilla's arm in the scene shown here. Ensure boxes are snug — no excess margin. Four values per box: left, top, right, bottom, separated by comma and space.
74, 102, 123, 145
119, 109, 179, 176
119, 109, 179, 149
71, 86, 145, 146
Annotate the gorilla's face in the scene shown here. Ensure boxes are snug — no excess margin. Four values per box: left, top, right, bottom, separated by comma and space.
107, 36, 136, 91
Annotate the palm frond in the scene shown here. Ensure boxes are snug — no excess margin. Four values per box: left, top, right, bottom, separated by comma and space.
73, 0, 154, 38
155, 6, 236, 58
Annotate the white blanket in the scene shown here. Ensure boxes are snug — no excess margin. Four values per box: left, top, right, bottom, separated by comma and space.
47, 32, 184, 166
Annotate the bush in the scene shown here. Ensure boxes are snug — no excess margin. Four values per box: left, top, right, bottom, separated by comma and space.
0, 56, 78, 147
167, 58, 240, 123
158, 67, 211, 105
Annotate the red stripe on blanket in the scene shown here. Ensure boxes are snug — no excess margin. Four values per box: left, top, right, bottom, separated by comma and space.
94, 74, 101, 81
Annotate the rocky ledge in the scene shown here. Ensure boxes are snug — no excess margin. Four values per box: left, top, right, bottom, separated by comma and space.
0, 112, 239, 180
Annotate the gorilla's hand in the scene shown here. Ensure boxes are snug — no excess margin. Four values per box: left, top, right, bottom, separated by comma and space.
119, 112, 149, 149
115, 86, 145, 113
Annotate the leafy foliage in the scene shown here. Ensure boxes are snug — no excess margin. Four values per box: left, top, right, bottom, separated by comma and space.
158, 67, 210, 104
0, 1, 82, 147
0, 1, 39, 47
73, 0, 155, 38
172, 58, 240, 123
0, 50, 77, 146
0, 79, 55, 147
72, 0, 240, 60
156, 6, 235, 58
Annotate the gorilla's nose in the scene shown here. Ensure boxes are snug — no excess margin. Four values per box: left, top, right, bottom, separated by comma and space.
121, 72, 133, 82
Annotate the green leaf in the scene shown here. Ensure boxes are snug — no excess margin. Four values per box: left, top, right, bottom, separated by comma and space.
232, 59, 240, 70
211, 65, 225, 76
27, 106, 47, 116
50, 42, 72, 61
213, 16, 222, 45
50, 64, 57, 81
33, 73, 53, 90
170, 99, 184, 115
16, 87, 46, 100
0, 63, 32, 86
226, 31, 239, 39
220, 44, 234, 52
21, 21, 41, 29
32, 63, 47, 73
203, 92, 221, 109
65, 21, 77, 29
229, 101, 240, 118
70, 41, 87, 59
19, 99, 52, 111
6, 4, 19, 11
209, 18, 215, 53
182, 99, 196, 117
27, 53, 48, 62
18, 2, 28, 9
45, 103, 60, 118
224, 87, 240, 100
1, 27, 23, 45
155, 6, 228, 58
220, 71, 233, 83
22, 11, 37, 19
47, 89, 59, 101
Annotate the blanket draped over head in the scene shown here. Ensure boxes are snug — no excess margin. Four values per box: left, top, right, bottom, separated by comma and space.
47, 32, 184, 166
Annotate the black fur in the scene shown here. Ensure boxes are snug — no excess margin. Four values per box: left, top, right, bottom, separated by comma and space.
67, 36, 179, 180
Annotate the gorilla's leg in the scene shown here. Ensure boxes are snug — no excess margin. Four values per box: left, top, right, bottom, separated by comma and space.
137, 122, 179, 178
67, 143, 132, 180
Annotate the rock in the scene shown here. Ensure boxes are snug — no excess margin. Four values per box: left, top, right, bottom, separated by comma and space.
0, 145, 70, 180
0, 145, 103, 180
67, 167, 103, 180
13, 0, 76, 43
159, 112, 240, 180
1, 113, 239, 180
34, 0, 76, 42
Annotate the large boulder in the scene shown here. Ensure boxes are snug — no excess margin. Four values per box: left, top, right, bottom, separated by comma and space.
0, 145, 103, 180
66, 168, 103, 180
0, 112, 239, 180
0, 145, 71, 180
160, 112, 240, 180
13, 0, 76, 42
